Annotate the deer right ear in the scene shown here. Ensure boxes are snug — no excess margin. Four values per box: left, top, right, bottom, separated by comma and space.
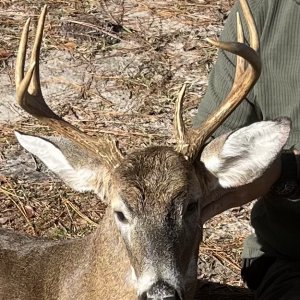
15, 131, 107, 194
200, 118, 291, 189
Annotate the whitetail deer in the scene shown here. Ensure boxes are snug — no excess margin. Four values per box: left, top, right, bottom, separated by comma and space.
0, 1, 291, 299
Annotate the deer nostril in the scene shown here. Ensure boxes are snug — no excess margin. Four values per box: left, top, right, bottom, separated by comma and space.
144, 281, 181, 300
138, 292, 147, 300
175, 292, 181, 300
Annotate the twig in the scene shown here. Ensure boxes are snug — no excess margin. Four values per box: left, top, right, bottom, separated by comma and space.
0, 185, 36, 235
62, 198, 98, 227
62, 19, 126, 43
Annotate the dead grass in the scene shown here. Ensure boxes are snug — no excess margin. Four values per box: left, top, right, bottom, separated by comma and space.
0, 0, 253, 294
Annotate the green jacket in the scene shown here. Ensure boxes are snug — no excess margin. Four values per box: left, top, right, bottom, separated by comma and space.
193, 0, 300, 259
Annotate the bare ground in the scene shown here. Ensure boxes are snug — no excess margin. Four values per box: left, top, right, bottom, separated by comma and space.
0, 0, 253, 298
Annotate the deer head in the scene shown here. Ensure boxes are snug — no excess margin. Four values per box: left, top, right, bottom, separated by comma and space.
14, 1, 290, 299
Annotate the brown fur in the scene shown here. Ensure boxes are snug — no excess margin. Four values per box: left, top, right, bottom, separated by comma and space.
0, 146, 203, 300
113, 146, 191, 213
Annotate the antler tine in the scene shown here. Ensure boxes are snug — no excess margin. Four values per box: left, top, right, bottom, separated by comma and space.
240, 0, 259, 51
174, 84, 188, 153
16, 18, 30, 90
235, 12, 246, 81
182, 0, 261, 160
15, 6, 123, 168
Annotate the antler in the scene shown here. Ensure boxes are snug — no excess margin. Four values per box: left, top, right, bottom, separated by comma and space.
15, 6, 123, 169
175, 0, 261, 160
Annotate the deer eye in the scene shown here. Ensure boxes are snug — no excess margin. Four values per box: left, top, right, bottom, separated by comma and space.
185, 202, 198, 215
115, 211, 128, 224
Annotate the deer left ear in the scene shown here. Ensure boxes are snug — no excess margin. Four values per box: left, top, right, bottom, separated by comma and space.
15, 131, 107, 194
201, 118, 291, 188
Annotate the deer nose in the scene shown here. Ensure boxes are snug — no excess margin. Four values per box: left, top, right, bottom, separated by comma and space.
142, 281, 181, 300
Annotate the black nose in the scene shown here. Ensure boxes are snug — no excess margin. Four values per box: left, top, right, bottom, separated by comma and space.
142, 281, 181, 300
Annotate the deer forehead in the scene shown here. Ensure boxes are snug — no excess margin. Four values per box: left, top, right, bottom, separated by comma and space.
110, 146, 197, 214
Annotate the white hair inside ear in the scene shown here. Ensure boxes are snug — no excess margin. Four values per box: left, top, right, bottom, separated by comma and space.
15, 131, 106, 194
201, 119, 291, 188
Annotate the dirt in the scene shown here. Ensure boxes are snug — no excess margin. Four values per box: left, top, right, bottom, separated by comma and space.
0, 0, 253, 297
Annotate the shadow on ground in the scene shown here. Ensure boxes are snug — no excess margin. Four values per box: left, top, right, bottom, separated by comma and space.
195, 280, 254, 300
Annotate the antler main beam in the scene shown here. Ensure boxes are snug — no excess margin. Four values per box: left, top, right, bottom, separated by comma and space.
175, 0, 261, 160
15, 6, 123, 168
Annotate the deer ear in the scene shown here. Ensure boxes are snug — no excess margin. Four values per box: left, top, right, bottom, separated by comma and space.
201, 118, 291, 188
15, 131, 106, 194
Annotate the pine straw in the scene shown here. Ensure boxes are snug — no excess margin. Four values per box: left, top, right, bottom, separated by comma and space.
0, 0, 253, 296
